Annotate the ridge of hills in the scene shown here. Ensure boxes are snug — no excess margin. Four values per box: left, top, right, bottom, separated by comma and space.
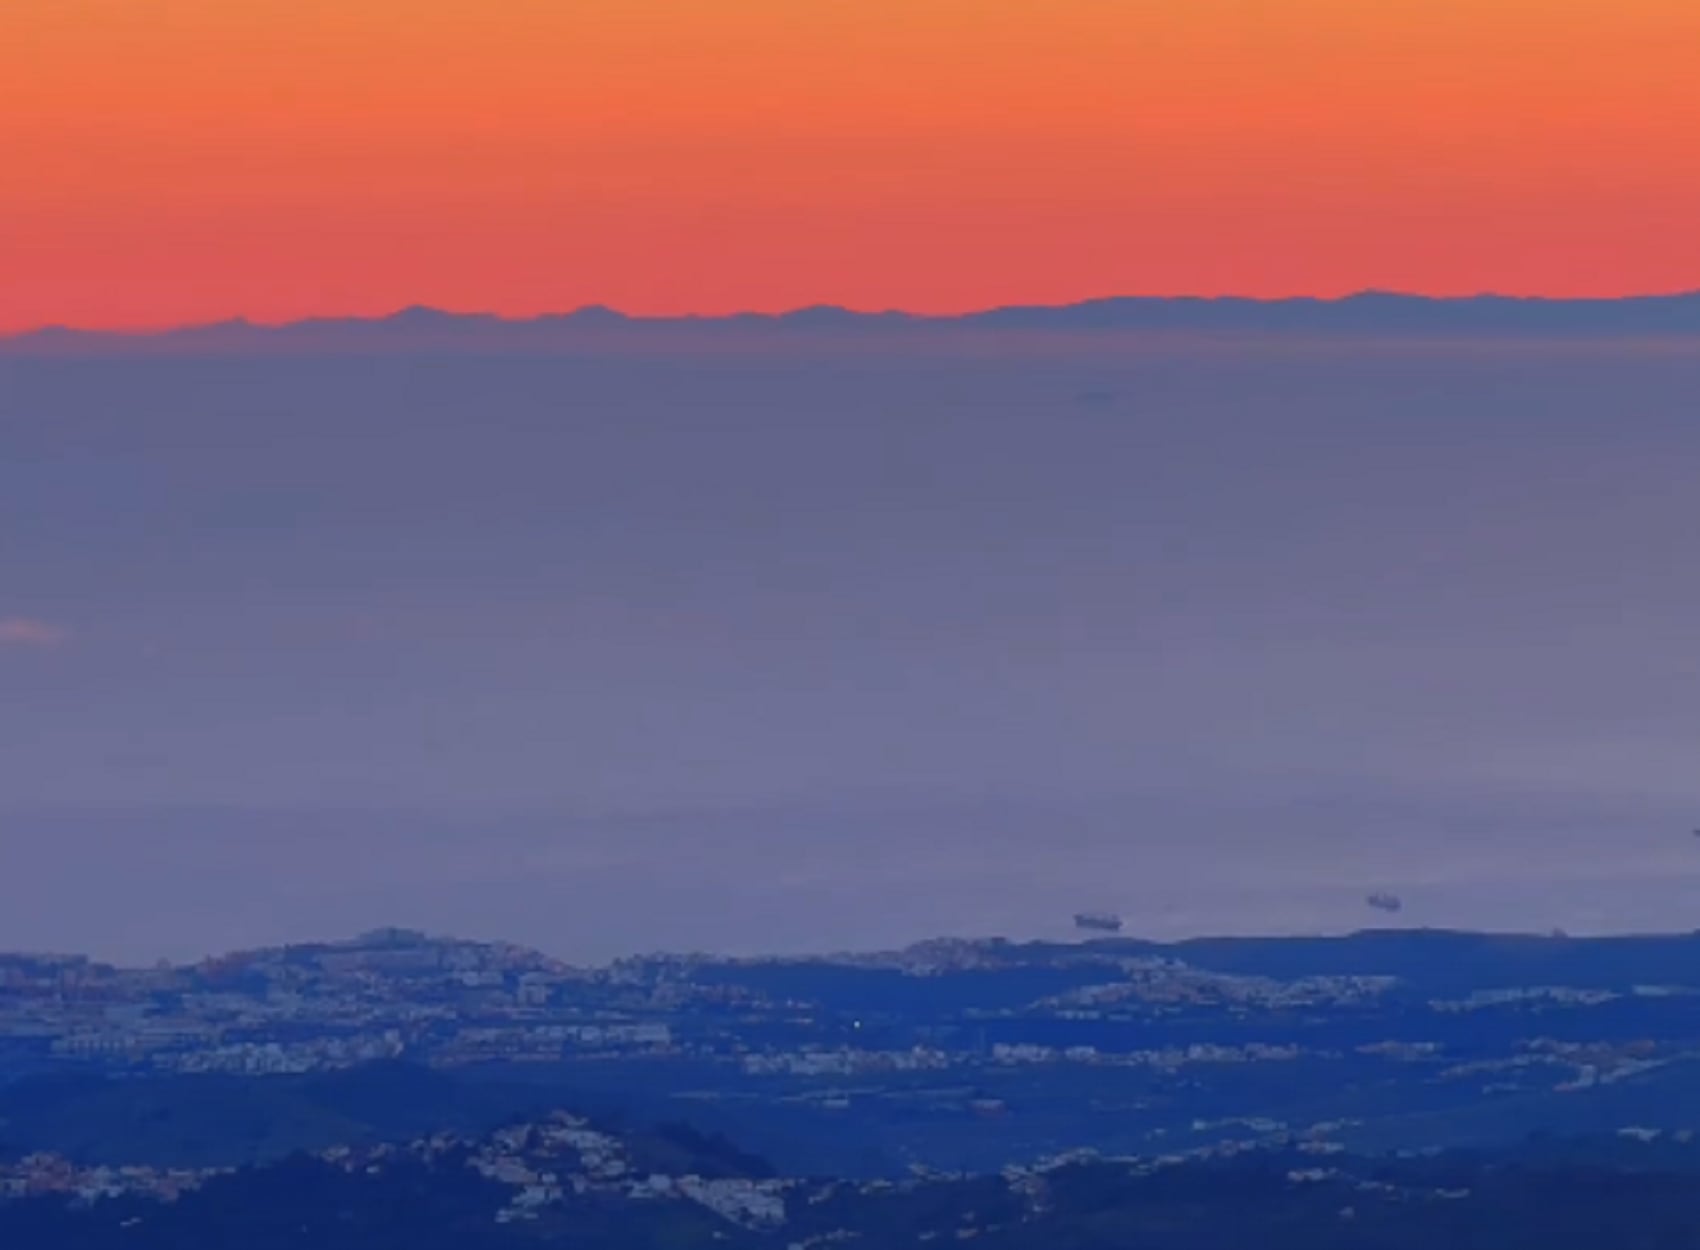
11, 1112, 1700, 1250
9, 291, 1700, 352
0, 1060, 773, 1175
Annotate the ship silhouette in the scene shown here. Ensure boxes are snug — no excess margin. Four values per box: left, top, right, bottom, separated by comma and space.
1073, 911, 1124, 934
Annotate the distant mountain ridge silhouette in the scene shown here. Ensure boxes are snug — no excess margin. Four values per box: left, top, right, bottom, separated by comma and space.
10, 291, 1700, 351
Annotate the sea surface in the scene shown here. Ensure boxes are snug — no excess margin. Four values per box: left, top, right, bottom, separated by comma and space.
5, 340, 1700, 961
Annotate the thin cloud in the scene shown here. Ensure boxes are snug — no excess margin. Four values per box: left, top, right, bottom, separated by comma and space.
0, 617, 67, 648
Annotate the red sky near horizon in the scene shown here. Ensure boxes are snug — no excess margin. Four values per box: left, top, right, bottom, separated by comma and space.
7, 0, 1700, 331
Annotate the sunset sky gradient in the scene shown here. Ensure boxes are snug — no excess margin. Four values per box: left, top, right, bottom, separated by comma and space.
7, 0, 1700, 330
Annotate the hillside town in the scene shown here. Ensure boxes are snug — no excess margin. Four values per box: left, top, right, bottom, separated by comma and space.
0, 929, 1685, 1099
0, 929, 1399, 1077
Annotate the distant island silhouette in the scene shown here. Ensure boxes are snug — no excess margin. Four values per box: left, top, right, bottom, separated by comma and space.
9, 290, 1700, 352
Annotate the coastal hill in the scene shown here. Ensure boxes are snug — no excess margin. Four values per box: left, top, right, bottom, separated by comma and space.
11, 928, 1700, 1177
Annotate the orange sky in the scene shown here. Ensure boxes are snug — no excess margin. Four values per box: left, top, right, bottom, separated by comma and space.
6, 0, 1700, 330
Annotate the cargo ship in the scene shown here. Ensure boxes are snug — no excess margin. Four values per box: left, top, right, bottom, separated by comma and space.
1073, 911, 1124, 934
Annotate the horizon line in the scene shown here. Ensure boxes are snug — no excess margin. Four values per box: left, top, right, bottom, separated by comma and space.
11, 287, 1700, 341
